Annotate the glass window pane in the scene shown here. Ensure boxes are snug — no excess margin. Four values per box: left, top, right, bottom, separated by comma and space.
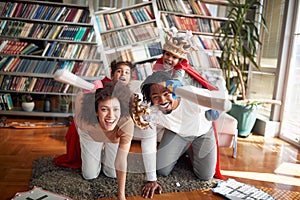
281, 5, 300, 145
248, 0, 285, 117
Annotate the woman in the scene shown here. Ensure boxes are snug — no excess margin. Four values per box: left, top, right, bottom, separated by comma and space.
75, 81, 134, 200
54, 60, 162, 198
54, 60, 134, 169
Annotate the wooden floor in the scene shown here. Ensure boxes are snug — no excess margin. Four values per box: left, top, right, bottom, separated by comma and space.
0, 118, 299, 200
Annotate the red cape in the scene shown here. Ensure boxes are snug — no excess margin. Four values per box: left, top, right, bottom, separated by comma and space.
153, 58, 218, 91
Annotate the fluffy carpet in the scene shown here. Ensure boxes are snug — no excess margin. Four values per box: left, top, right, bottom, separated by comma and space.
30, 156, 220, 200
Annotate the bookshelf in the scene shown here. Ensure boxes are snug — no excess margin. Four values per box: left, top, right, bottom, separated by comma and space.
156, 0, 231, 69
0, 0, 104, 118
93, 1, 163, 66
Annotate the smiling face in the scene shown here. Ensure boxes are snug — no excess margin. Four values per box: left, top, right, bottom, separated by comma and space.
111, 64, 131, 85
162, 51, 181, 70
149, 83, 179, 114
96, 97, 121, 131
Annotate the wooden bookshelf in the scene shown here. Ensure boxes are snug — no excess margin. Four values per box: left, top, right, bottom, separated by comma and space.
156, 0, 232, 69
0, 0, 103, 117
93, 1, 163, 65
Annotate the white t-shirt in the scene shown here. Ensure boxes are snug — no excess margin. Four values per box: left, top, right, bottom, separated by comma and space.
151, 97, 212, 137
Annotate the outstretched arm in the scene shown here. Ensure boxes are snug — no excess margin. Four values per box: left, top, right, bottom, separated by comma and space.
115, 118, 134, 200
139, 126, 163, 198
115, 140, 131, 200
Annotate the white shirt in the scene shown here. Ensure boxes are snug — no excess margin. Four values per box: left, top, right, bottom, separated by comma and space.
151, 97, 211, 138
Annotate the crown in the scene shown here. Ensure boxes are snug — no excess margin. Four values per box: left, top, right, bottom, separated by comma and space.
163, 27, 194, 59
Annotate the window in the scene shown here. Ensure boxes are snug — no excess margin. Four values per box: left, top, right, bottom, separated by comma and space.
248, 0, 285, 118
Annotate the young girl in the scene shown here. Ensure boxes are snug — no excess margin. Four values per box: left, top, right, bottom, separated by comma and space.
153, 28, 218, 91
75, 81, 134, 200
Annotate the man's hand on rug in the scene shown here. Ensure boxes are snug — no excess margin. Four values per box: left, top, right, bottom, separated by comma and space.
142, 181, 162, 198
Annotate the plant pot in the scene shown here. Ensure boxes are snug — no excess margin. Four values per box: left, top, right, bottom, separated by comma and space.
22, 102, 35, 112
228, 103, 258, 137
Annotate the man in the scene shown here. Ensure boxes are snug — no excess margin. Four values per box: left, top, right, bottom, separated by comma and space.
140, 71, 217, 197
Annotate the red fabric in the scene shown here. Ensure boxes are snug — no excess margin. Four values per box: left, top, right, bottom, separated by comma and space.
212, 121, 225, 180
54, 120, 82, 168
154, 58, 225, 180
153, 58, 218, 91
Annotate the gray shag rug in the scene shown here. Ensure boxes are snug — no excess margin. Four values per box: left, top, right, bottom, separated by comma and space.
30, 156, 220, 200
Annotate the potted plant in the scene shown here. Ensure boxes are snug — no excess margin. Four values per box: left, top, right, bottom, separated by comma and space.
59, 96, 71, 113
21, 94, 35, 112
215, 0, 278, 137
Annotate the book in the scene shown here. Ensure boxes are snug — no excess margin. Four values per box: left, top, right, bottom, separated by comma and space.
178, 0, 194, 14
1, 93, 9, 110
144, 6, 154, 19
20, 43, 38, 55
41, 43, 51, 57
3, 57, 16, 72
6, 57, 21, 72
118, 12, 127, 27
39, 5, 49, 19
8, 3, 18, 17
49, 7, 60, 20
27, 77, 37, 92
124, 10, 135, 25
12, 2, 24, 17
8, 58, 19, 72
73, 8, 84, 23
59, 7, 71, 22
0, 94, 4, 110
0, 56, 9, 70
22, 4, 33, 18
53, 6, 66, 21
0, 40, 8, 52
197, 1, 211, 16
81, 28, 91, 41
95, 15, 104, 32
78, 8, 89, 23
43, 6, 53, 20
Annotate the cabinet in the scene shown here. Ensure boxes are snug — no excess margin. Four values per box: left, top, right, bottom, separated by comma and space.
0, 0, 102, 117
156, 0, 230, 69
92, 1, 163, 67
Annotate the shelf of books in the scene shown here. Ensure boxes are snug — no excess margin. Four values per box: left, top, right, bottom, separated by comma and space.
156, 0, 231, 69
0, 0, 103, 117
93, 1, 163, 65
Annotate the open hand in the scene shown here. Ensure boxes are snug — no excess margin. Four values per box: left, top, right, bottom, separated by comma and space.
142, 181, 162, 198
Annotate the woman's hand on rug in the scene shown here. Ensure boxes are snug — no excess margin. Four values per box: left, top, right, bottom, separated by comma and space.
142, 181, 162, 198
117, 195, 126, 200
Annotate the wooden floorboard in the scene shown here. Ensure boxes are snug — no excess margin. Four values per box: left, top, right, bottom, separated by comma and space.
0, 118, 299, 200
